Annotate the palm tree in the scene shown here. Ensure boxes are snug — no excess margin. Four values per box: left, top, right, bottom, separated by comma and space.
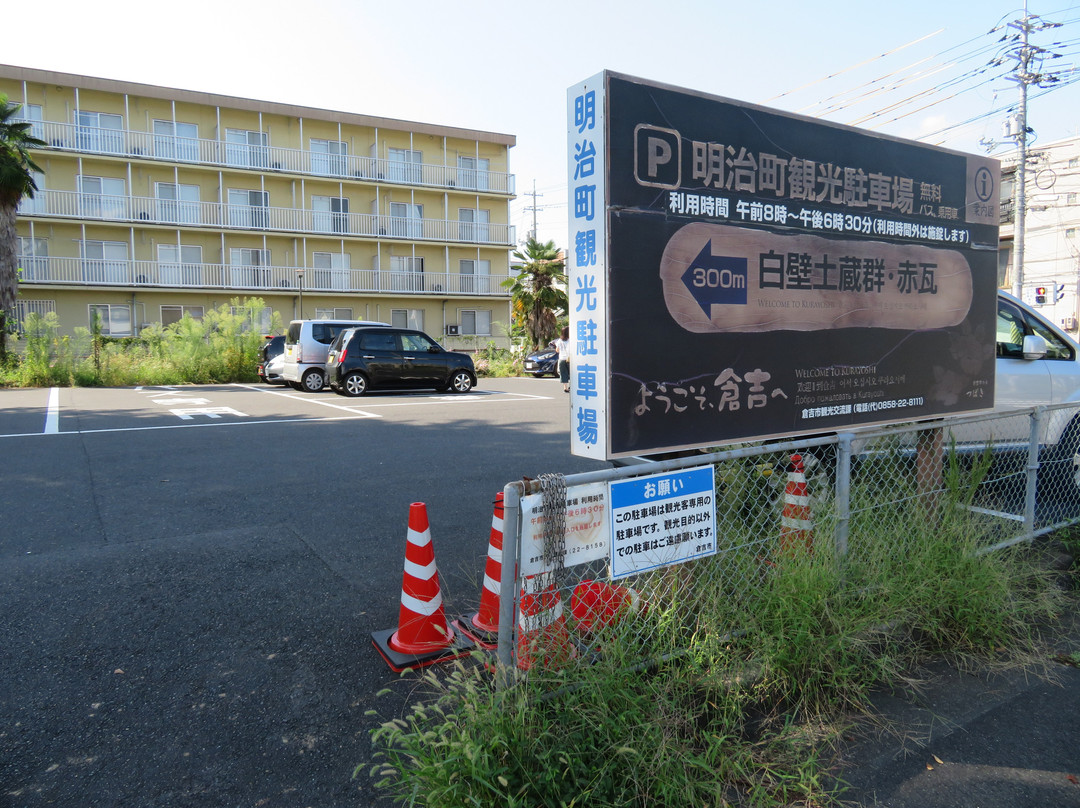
0, 95, 46, 360
503, 237, 568, 350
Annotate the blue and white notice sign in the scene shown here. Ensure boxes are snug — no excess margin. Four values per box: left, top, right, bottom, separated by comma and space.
608, 465, 717, 579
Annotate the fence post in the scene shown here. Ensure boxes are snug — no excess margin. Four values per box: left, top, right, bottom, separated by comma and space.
496, 482, 522, 687
835, 433, 853, 560
1024, 408, 1044, 538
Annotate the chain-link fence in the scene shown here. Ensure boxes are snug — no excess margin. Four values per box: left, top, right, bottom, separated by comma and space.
488, 403, 1080, 679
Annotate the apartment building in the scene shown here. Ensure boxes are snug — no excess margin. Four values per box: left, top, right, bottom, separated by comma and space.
1, 64, 516, 345
999, 134, 1080, 333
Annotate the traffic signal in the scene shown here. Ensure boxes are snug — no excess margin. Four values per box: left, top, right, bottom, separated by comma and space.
1056, 282, 1066, 302
1035, 286, 1047, 305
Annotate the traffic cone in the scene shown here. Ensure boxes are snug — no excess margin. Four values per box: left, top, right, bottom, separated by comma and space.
778, 454, 814, 556
372, 502, 475, 672
453, 494, 505, 650
570, 579, 645, 635
516, 574, 576, 671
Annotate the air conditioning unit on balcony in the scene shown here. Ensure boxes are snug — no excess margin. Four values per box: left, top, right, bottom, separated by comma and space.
1063, 316, 1078, 331
445, 324, 459, 336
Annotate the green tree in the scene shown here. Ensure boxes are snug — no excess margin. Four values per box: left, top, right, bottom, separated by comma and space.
503, 237, 568, 350
0, 95, 46, 360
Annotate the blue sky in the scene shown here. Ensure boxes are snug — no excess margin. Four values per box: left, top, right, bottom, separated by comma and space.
5, 0, 1079, 246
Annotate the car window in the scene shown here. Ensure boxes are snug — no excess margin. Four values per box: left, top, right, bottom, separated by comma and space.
311, 323, 331, 344
358, 331, 398, 351
401, 333, 438, 352
1024, 311, 1074, 360
996, 300, 1026, 358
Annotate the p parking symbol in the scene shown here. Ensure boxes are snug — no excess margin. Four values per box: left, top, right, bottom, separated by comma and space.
634, 124, 681, 190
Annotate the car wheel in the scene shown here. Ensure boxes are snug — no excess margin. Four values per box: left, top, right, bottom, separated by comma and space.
342, 371, 368, 397
449, 370, 473, 393
259, 374, 268, 384
301, 369, 326, 392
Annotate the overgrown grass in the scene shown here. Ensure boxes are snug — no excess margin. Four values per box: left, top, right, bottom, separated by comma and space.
0, 312, 533, 387
0, 298, 279, 387
364, 457, 1067, 807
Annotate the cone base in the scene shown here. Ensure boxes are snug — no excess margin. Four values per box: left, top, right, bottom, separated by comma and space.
452, 615, 498, 650
371, 626, 475, 673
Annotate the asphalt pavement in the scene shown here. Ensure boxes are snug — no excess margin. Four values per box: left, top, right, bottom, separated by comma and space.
832, 586, 1080, 807
1, 383, 1078, 807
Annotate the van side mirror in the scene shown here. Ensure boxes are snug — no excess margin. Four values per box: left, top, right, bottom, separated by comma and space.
1022, 334, 1048, 361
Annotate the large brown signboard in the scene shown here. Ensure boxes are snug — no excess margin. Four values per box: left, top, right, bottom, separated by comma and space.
566, 71, 999, 460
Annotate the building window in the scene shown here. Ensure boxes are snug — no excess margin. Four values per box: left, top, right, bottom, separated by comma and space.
391, 308, 424, 330
17, 237, 48, 281
227, 189, 269, 228
155, 182, 201, 224
1069, 193, 1078, 205
16, 170, 45, 215
89, 303, 132, 336
312, 195, 350, 234
389, 255, 424, 291
79, 175, 127, 220
458, 208, 490, 242
314, 307, 354, 319
457, 156, 490, 190
158, 244, 203, 286
81, 240, 128, 284
160, 305, 204, 326
16, 103, 44, 138
312, 251, 350, 290
153, 120, 199, 161
459, 258, 490, 294
225, 128, 269, 168
388, 202, 423, 237
15, 299, 55, 332
76, 110, 123, 153
311, 138, 348, 175
1067, 228, 1077, 239
388, 148, 422, 183
459, 309, 491, 336
229, 248, 272, 288
230, 305, 273, 332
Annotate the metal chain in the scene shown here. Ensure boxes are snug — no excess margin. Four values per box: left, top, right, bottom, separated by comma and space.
538, 472, 567, 577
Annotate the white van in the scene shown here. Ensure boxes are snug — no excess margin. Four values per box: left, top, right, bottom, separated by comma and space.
282, 319, 389, 392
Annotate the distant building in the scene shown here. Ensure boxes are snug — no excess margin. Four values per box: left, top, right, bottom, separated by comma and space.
999, 134, 1080, 332
1, 64, 516, 344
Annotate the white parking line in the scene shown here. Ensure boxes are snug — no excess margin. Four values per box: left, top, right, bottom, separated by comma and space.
44, 388, 59, 434
233, 383, 552, 409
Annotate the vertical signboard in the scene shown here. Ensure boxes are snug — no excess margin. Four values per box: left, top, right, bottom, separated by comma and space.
567, 71, 1000, 460
567, 75, 609, 459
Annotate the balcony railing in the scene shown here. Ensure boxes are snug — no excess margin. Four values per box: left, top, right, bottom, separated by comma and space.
20, 189, 516, 246
25, 119, 515, 195
18, 256, 511, 296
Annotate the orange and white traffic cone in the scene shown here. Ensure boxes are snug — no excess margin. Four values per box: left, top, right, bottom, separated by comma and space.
570, 579, 645, 635
453, 494, 505, 650
372, 502, 475, 672
515, 573, 575, 671
778, 454, 814, 556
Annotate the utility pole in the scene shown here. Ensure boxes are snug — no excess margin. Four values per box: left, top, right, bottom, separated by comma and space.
523, 180, 543, 241
1005, 0, 1062, 301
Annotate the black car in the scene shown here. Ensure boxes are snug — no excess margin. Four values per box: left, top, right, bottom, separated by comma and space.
257, 335, 286, 384
523, 341, 558, 377
325, 326, 477, 397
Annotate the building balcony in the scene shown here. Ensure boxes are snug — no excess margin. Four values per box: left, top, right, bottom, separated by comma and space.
20, 190, 516, 246
25, 119, 515, 195
17, 256, 512, 297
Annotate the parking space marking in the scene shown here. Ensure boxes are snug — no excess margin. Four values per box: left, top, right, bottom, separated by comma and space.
45, 387, 59, 434
0, 383, 554, 439
234, 384, 553, 410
